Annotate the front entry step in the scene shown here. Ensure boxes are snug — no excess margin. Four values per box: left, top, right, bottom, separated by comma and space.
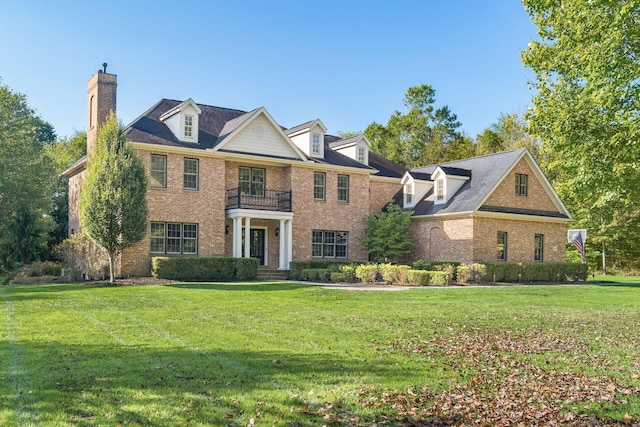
257, 267, 288, 281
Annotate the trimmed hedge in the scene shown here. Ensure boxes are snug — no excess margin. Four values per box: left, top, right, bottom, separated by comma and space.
411, 260, 460, 281
151, 256, 259, 281
288, 260, 352, 280
406, 270, 430, 286
455, 262, 588, 283
301, 268, 332, 282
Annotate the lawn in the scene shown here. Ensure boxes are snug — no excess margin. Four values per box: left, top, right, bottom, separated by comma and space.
1, 282, 639, 426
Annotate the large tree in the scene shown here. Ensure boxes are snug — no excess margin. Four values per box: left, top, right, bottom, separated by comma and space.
364, 84, 466, 167
44, 132, 87, 251
475, 113, 540, 159
0, 81, 55, 269
521, 0, 640, 270
79, 112, 147, 282
361, 202, 413, 262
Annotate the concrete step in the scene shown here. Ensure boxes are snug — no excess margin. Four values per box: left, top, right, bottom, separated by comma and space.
257, 268, 288, 281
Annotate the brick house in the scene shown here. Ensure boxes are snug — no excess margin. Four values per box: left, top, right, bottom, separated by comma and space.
64, 70, 572, 277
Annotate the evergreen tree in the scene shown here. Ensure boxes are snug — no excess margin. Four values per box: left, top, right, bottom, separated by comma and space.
79, 112, 148, 282
362, 202, 413, 262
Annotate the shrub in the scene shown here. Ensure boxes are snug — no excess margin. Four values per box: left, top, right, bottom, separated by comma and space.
481, 262, 588, 283
301, 268, 332, 282
338, 264, 359, 282
330, 272, 347, 282
428, 271, 449, 286
151, 256, 258, 281
24, 261, 63, 277
355, 264, 379, 284
379, 263, 410, 284
288, 260, 352, 280
54, 233, 109, 280
412, 260, 460, 281
456, 263, 487, 283
406, 270, 430, 286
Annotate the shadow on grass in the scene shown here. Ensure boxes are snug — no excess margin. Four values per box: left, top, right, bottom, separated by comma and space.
594, 282, 640, 288
0, 340, 452, 426
167, 282, 310, 291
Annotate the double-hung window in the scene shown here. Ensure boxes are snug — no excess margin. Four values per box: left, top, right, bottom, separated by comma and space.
150, 222, 198, 255
435, 179, 444, 201
337, 174, 349, 202
150, 154, 167, 188
312, 230, 348, 258
184, 158, 198, 190
184, 115, 193, 138
239, 167, 265, 196
312, 134, 321, 155
497, 231, 508, 261
516, 173, 528, 196
357, 146, 366, 163
534, 234, 544, 262
314, 172, 326, 200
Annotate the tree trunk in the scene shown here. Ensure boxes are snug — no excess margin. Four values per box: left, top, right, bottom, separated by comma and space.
602, 240, 607, 275
108, 251, 115, 283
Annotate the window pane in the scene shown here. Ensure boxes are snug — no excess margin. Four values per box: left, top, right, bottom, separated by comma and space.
336, 231, 348, 258
183, 224, 198, 254
150, 222, 165, 253
150, 155, 166, 187
184, 158, 198, 190
338, 175, 349, 202
167, 223, 181, 253
314, 172, 325, 200
497, 232, 507, 261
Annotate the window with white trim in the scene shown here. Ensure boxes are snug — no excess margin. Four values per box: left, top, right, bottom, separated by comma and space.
150, 155, 167, 188
357, 146, 366, 163
312, 133, 321, 155
337, 174, 349, 202
435, 179, 444, 201
150, 222, 198, 254
184, 115, 193, 138
314, 172, 326, 200
404, 182, 413, 205
184, 158, 198, 190
312, 230, 348, 258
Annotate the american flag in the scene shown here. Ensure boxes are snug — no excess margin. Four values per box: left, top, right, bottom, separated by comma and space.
571, 232, 586, 264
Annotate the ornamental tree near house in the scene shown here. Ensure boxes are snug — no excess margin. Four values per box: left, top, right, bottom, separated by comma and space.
79, 112, 147, 282
362, 202, 413, 263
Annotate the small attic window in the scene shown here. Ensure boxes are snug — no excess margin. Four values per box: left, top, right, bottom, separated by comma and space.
357, 146, 366, 163
312, 134, 321, 155
184, 115, 194, 138
435, 179, 445, 202
404, 182, 414, 206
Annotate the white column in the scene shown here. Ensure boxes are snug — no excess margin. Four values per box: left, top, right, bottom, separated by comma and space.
286, 219, 293, 268
233, 217, 242, 258
278, 219, 286, 269
244, 217, 251, 258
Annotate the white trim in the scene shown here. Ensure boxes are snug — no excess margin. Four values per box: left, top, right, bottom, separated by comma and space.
226, 209, 294, 221
211, 108, 310, 162
286, 119, 328, 137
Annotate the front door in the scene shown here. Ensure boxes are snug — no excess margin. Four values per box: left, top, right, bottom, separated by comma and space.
249, 229, 266, 265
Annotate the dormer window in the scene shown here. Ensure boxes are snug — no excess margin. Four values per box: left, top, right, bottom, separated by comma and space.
312, 133, 321, 155
435, 179, 445, 202
184, 115, 193, 138
357, 146, 366, 163
404, 183, 414, 206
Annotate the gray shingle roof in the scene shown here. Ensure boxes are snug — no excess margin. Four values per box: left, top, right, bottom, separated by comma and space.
409, 148, 568, 219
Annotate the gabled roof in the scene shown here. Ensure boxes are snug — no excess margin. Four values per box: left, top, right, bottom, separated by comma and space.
327, 134, 370, 149
368, 152, 409, 179
409, 149, 572, 220
285, 119, 327, 136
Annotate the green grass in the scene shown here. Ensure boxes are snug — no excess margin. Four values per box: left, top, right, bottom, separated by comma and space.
589, 275, 640, 285
1, 282, 639, 426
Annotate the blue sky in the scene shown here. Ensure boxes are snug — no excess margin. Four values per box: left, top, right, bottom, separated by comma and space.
1, 1, 538, 140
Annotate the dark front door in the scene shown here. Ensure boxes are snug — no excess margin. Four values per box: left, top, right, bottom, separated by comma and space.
250, 229, 266, 265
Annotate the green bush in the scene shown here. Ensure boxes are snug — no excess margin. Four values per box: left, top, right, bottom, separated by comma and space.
355, 264, 379, 284
338, 264, 359, 282
330, 272, 347, 282
406, 270, 430, 286
151, 256, 258, 281
428, 271, 449, 286
411, 260, 460, 281
379, 263, 410, 284
456, 263, 487, 283
24, 261, 63, 277
288, 260, 352, 280
301, 268, 332, 282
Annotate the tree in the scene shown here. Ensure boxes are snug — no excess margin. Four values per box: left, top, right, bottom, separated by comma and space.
364, 84, 466, 167
44, 132, 87, 251
79, 112, 148, 282
521, 0, 640, 270
0, 81, 55, 269
475, 113, 540, 158
361, 202, 413, 262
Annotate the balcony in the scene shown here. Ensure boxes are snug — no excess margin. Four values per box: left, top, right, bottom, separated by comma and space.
226, 188, 292, 212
